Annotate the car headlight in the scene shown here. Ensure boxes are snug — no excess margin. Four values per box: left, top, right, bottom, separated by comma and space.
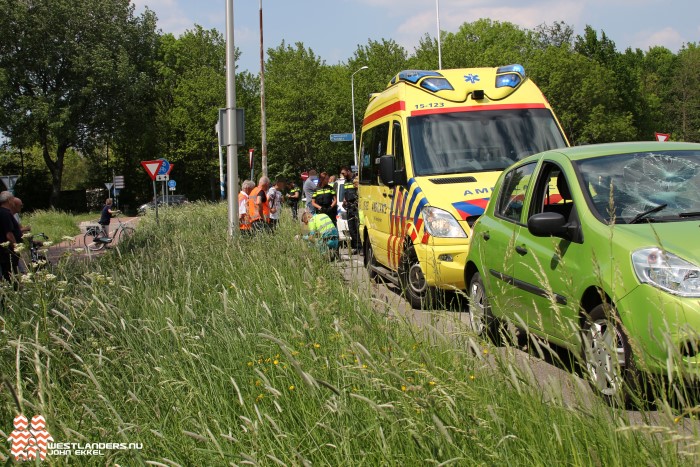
421, 206, 467, 238
632, 248, 700, 297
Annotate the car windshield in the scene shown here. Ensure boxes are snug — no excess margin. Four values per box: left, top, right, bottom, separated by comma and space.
576, 150, 700, 224
407, 108, 567, 176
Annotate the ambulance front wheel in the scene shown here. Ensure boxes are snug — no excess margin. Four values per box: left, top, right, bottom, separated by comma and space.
364, 236, 378, 281
399, 244, 434, 310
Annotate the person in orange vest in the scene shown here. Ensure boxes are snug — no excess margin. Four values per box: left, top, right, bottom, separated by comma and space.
248, 176, 271, 233
238, 180, 255, 234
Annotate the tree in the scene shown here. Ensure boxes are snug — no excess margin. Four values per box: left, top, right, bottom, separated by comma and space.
669, 43, 700, 142
0, 0, 159, 206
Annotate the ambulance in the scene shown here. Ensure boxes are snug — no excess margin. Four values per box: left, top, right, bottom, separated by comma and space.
359, 64, 569, 308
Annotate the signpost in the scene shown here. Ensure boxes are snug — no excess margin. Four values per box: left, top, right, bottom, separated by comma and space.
168, 179, 176, 192
141, 160, 163, 224
0, 175, 20, 194
330, 133, 353, 142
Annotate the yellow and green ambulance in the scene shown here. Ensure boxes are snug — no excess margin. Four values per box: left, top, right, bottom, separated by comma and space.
359, 65, 569, 308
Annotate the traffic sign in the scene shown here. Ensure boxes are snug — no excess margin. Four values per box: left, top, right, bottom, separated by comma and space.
156, 174, 169, 182
105, 182, 113, 191
168, 179, 176, 188
655, 132, 670, 142
141, 160, 163, 181
113, 175, 125, 188
330, 133, 353, 142
157, 159, 171, 175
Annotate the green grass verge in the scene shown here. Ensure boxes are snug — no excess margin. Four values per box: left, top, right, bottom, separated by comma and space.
0, 202, 697, 465
23, 209, 101, 241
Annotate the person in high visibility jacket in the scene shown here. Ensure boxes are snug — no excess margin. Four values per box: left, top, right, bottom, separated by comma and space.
238, 180, 255, 233
248, 176, 271, 232
301, 211, 339, 259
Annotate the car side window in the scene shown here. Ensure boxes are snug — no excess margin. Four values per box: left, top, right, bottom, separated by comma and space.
495, 162, 537, 223
532, 163, 575, 221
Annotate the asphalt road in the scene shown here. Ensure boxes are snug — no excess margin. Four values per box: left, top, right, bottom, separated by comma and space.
336, 251, 699, 433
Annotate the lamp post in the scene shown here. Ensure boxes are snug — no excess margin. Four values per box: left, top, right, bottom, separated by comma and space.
351, 65, 369, 169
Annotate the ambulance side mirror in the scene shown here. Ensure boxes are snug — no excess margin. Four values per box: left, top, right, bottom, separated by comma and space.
379, 155, 407, 187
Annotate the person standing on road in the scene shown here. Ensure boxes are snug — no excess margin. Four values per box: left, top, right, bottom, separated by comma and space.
286, 181, 301, 220
0, 191, 20, 281
311, 172, 337, 226
238, 180, 255, 234
99, 198, 119, 236
248, 176, 271, 233
302, 169, 318, 214
267, 178, 285, 230
343, 172, 361, 254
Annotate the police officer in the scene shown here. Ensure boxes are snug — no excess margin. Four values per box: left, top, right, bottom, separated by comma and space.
343, 173, 360, 255
311, 172, 337, 226
286, 181, 301, 220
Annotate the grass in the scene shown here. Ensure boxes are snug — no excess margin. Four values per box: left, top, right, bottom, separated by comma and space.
0, 202, 697, 465
23, 209, 101, 241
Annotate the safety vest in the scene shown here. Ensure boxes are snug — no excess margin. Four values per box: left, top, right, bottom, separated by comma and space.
248, 186, 270, 223
238, 192, 251, 230
312, 184, 335, 209
308, 213, 337, 238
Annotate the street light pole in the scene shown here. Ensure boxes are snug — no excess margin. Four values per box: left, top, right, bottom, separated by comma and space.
351, 65, 368, 169
225, 0, 239, 237
436, 0, 442, 70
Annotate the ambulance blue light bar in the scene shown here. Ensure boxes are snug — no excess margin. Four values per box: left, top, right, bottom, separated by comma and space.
394, 70, 443, 85
495, 64, 526, 88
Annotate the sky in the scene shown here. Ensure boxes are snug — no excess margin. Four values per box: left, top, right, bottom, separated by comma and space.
130, 0, 699, 74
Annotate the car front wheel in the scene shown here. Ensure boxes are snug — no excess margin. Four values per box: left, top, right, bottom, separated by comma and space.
468, 271, 501, 345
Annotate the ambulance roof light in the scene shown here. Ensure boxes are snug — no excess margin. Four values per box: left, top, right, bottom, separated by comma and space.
395, 70, 443, 85
495, 64, 525, 89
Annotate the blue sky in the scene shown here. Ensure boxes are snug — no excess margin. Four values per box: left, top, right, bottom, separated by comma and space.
138, 1, 696, 74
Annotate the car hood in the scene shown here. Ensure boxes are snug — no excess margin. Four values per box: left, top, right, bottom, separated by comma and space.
614, 221, 700, 262
411, 172, 503, 221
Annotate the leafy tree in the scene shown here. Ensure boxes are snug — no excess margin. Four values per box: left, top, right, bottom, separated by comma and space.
669, 43, 700, 142
0, 0, 158, 206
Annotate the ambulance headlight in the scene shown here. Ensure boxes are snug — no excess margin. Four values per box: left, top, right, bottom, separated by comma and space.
421, 207, 467, 238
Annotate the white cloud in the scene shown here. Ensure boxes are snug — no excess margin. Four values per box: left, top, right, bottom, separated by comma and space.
131, 0, 193, 35
633, 27, 686, 51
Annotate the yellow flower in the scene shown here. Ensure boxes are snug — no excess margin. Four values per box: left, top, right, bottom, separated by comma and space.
482, 348, 489, 355
255, 379, 262, 386
401, 385, 407, 392
247, 361, 254, 367
273, 360, 279, 365
674, 416, 682, 424
469, 375, 475, 381
256, 394, 264, 402
288, 385, 295, 391
313, 343, 320, 349
362, 364, 367, 369
429, 381, 436, 386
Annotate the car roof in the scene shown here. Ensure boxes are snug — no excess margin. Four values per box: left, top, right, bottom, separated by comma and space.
521, 141, 700, 164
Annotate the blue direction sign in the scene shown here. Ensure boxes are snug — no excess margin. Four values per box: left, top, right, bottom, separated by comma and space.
330, 133, 353, 142
157, 158, 171, 175
168, 179, 176, 188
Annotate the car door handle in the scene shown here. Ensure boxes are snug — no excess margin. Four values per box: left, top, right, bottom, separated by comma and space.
515, 245, 528, 256
482, 232, 490, 241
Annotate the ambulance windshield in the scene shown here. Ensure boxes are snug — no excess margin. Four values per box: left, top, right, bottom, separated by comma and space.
407, 108, 567, 176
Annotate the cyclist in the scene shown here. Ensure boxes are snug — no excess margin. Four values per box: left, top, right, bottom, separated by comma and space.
99, 198, 119, 236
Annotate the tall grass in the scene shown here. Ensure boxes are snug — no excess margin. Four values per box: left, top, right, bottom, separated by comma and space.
0, 202, 696, 465
23, 209, 100, 241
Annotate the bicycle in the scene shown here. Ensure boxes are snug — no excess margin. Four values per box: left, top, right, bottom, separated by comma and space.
21, 232, 51, 271
83, 215, 136, 252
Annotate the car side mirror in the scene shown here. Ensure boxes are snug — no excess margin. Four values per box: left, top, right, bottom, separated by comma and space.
527, 212, 569, 238
379, 155, 407, 187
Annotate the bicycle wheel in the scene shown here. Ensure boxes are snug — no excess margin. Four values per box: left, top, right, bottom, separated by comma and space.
116, 227, 135, 246
83, 230, 105, 251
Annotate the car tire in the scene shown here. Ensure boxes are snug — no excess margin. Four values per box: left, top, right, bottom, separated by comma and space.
468, 271, 502, 346
581, 303, 650, 408
398, 244, 436, 310
364, 238, 378, 281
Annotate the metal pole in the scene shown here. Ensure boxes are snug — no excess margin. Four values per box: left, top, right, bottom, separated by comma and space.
351, 66, 368, 168
226, 0, 240, 237
153, 180, 159, 224
436, 0, 442, 70
259, 0, 268, 178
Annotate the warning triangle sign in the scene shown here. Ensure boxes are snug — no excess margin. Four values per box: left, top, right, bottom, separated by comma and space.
141, 160, 164, 181
655, 132, 670, 142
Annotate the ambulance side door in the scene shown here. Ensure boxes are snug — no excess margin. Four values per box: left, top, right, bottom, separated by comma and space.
359, 122, 391, 267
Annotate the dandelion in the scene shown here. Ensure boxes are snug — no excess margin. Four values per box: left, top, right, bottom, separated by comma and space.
273, 360, 279, 365
469, 375, 475, 381
401, 385, 407, 392
482, 348, 489, 355
313, 343, 320, 349
362, 364, 367, 369
256, 394, 264, 402
288, 385, 295, 391
429, 381, 436, 386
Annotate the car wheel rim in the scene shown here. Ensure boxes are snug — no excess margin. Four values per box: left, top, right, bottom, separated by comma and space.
468, 281, 486, 336
407, 262, 427, 295
585, 319, 625, 396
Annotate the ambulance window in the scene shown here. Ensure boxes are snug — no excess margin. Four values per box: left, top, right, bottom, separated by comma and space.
392, 121, 405, 173
360, 122, 389, 186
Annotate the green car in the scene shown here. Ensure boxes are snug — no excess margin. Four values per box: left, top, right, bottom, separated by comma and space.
465, 141, 700, 403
